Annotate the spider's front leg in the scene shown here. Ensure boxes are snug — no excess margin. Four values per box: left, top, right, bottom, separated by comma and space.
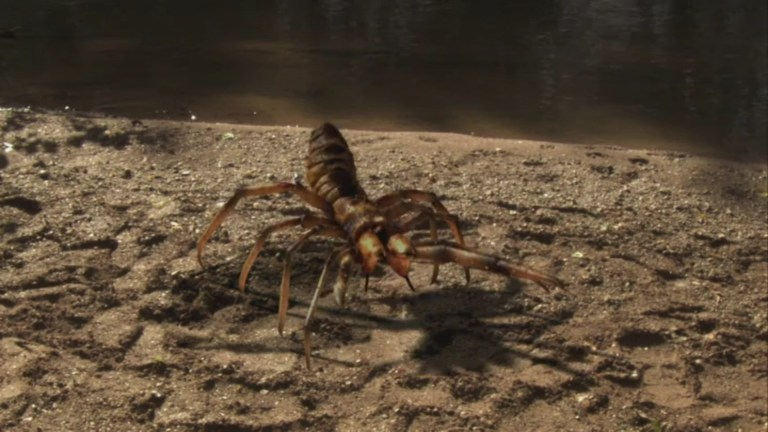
377, 189, 471, 283
277, 226, 346, 335
302, 247, 352, 369
387, 202, 455, 284
412, 243, 564, 292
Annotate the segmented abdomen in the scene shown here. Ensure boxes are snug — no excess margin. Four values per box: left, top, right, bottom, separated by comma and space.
305, 123, 367, 205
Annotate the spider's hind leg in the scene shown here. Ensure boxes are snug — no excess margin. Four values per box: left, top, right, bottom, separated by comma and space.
197, 182, 332, 266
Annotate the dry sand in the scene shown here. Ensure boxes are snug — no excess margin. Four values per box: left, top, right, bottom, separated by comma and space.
1, 108, 766, 431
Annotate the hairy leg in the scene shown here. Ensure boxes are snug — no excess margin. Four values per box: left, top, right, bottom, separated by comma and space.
277, 226, 346, 336
391, 207, 439, 283
303, 247, 350, 369
333, 249, 355, 307
379, 195, 470, 283
238, 215, 343, 291
197, 182, 333, 266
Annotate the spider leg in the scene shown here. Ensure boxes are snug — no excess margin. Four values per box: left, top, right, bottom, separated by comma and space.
197, 182, 332, 266
393, 207, 439, 283
332, 249, 355, 307
383, 198, 470, 283
238, 215, 343, 291
377, 190, 464, 241
303, 247, 349, 369
412, 243, 564, 292
277, 226, 346, 336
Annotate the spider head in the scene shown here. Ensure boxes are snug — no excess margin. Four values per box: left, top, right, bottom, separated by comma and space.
357, 231, 384, 275
356, 231, 412, 278
385, 233, 412, 277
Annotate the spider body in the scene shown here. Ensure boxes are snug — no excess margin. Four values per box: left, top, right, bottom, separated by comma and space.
197, 123, 563, 367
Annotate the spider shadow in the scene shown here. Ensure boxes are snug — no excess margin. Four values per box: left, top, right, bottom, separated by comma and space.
307, 276, 576, 375
165, 248, 576, 376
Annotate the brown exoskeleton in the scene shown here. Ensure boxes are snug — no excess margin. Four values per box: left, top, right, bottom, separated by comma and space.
197, 123, 564, 368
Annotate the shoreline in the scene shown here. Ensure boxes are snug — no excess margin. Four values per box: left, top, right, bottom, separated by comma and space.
2, 105, 764, 162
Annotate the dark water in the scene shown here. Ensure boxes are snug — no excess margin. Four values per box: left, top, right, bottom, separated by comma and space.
1, 1, 766, 158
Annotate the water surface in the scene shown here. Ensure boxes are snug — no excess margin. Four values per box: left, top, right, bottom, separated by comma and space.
1, 1, 765, 158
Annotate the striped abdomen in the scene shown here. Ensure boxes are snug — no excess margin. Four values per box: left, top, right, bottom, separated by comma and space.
305, 123, 367, 205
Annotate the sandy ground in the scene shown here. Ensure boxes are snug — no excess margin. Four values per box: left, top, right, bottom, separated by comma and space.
0, 108, 766, 432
